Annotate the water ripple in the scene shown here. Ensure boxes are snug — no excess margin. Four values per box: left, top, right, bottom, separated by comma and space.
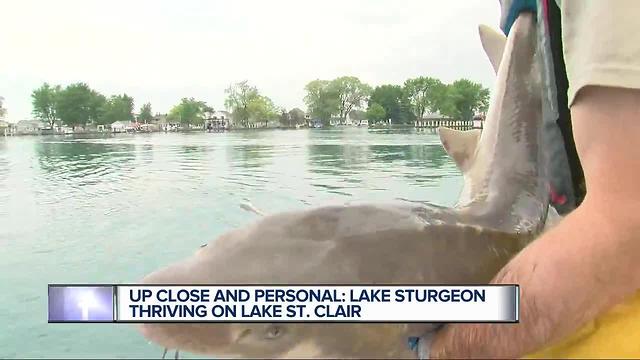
0, 129, 462, 359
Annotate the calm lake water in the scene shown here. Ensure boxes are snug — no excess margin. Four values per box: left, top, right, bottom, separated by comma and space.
0, 128, 463, 359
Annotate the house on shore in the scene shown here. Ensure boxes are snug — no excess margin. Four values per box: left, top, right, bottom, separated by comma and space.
70, 124, 98, 134
308, 119, 323, 128
111, 121, 136, 133
150, 113, 180, 132
128, 113, 160, 132
15, 120, 42, 135
0, 120, 15, 136
205, 110, 232, 130
111, 121, 126, 133
304, 111, 371, 128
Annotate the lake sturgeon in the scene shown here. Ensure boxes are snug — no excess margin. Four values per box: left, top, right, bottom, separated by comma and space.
137, 13, 547, 359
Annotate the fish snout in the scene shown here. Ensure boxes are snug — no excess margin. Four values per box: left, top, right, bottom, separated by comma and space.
137, 323, 235, 355
136, 261, 235, 354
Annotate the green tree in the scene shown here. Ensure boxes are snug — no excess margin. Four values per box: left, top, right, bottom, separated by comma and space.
430, 82, 452, 116
348, 109, 367, 121
224, 80, 259, 127
279, 108, 291, 127
31, 83, 62, 127
328, 76, 372, 120
444, 79, 490, 121
168, 98, 208, 125
400, 95, 417, 123
288, 108, 306, 126
202, 104, 215, 120
366, 103, 386, 123
55, 83, 105, 129
368, 84, 412, 124
247, 95, 278, 127
138, 102, 153, 124
0, 96, 6, 118
90, 91, 107, 124
433, 85, 456, 118
98, 94, 134, 125
403, 77, 445, 119
303, 79, 340, 125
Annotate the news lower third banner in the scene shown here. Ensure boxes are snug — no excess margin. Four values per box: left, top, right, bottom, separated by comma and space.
48, 285, 519, 323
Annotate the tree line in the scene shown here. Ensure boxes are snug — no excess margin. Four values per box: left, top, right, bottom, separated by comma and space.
303, 76, 490, 126
28, 76, 489, 129
28, 81, 281, 129
223, 81, 309, 128
31, 83, 145, 129
29, 80, 309, 129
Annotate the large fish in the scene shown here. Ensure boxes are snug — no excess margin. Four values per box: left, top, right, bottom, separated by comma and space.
136, 13, 546, 359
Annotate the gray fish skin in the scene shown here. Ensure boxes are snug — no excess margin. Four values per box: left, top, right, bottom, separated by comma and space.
136, 13, 545, 359
138, 204, 532, 359
452, 14, 546, 235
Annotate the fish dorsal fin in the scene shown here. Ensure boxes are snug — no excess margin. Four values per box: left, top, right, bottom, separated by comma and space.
479, 24, 507, 74
438, 127, 481, 172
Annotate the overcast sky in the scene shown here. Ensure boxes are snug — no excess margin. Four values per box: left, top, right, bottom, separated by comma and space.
0, 0, 501, 121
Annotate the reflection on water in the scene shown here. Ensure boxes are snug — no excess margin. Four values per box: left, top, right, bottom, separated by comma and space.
306, 128, 455, 194
36, 141, 136, 185
307, 144, 370, 176
0, 128, 462, 359
227, 144, 275, 169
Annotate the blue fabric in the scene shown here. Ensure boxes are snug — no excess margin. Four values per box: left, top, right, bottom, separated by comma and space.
408, 336, 420, 351
502, 0, 538, 35
408, 333, 437, 359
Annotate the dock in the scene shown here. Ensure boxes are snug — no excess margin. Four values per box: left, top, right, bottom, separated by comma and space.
414, 118, 484, 130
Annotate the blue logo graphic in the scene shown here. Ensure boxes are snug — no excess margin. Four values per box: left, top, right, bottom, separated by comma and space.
48, 286, 114, 322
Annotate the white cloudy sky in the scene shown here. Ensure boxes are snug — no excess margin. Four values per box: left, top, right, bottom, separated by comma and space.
0, 0, 501, 121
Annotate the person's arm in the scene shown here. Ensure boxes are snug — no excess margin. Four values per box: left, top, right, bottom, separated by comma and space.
429, 86, 640, 359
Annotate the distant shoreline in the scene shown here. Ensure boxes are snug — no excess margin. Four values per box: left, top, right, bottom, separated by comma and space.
2, 123, 449, 138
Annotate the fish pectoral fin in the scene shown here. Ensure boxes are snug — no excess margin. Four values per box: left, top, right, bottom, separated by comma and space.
438, 127, 480, 172
478, 24, 507, 74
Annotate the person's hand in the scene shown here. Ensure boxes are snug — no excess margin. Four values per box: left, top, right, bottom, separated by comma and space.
499, 0, 537, 35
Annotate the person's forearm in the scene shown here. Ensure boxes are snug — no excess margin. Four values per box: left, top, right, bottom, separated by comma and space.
429, 197, 640, 359
430, 87, 640, 359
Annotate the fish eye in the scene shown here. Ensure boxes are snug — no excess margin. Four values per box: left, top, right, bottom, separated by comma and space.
265, 325, 283, 339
